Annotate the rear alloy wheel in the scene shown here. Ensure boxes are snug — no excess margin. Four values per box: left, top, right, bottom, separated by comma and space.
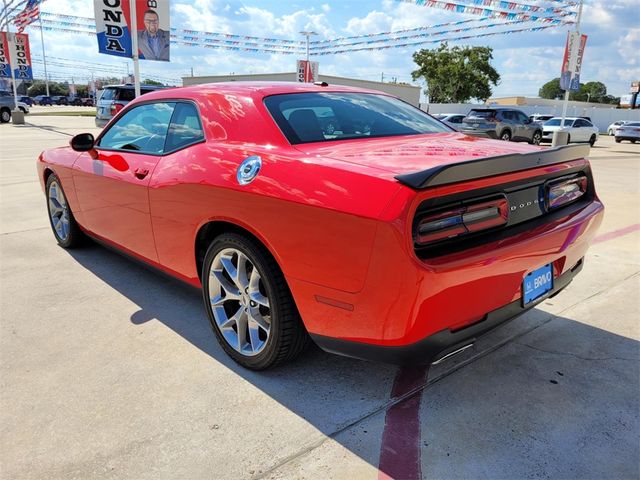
500, 130, 511, 141
46, 174, 83, 248
589, 134, 597, 147
531, 131, 542, 145
0, 108, 10, 123
202, 233, 308, 370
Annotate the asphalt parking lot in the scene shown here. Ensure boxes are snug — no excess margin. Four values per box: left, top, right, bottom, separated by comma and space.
1, 117, 638, 480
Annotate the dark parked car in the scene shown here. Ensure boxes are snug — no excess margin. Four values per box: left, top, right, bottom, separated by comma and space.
18, 96, 34, 106
51, 96, 69, 105
95, 84, 166, 127
459, 108, 543, 144
33, 95, 53, 106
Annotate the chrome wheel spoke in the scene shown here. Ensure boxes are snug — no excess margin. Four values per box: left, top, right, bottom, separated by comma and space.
211, 269, 240, 299
208, 247, 272, 357
249, 310, 270, 332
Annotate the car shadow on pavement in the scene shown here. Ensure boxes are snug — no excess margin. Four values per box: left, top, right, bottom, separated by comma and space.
65, 243, 639, 479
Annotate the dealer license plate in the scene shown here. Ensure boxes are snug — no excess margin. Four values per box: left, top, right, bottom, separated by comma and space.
523, 264, 553, 305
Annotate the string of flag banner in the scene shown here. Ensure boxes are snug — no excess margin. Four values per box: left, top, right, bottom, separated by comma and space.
400, 0, 574, 14
31, 20, 570, 57
37, 0, 575, 51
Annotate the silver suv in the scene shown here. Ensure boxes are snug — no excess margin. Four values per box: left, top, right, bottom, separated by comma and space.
95, 84, 166, 127
460, 108, 543, 145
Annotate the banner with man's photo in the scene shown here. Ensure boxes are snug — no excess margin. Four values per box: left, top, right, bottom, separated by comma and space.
0, 32, 33, 80
93, 0, 170, 62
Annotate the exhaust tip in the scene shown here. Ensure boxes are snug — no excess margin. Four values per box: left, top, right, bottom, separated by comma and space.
431, 342, 475, 365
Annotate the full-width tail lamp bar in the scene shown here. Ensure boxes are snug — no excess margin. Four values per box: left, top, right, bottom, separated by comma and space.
415, 175, 588, 246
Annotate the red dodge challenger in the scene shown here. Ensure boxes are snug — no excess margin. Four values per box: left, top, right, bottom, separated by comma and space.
37, 82, 604, 370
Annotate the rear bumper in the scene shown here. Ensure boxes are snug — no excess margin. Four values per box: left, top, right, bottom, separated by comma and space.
615, 136, 639, 141
460, 129, 496, 139
311, 258, 583, 365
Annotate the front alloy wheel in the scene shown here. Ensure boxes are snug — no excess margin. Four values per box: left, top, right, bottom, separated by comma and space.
531, 131, 542, 145
500, 130, 511, 141
45, 174, 83, 248
202, 233, 308, 369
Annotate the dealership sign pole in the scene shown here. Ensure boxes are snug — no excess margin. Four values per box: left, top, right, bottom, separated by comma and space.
129, 0, 140, 97
558, 0, 585, 130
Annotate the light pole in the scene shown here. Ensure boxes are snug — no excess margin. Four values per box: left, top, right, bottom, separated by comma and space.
299, 30, 317, 61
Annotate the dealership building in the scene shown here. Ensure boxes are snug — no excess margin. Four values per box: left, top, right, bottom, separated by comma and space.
182, 72, 421, 106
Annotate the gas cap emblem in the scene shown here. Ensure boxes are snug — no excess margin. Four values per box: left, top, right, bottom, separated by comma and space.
237, 156, 262, 185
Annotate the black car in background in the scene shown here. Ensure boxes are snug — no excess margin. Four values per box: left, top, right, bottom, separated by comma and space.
51, 96, 69, 105
33, 95, 53, 106
18, 96, 34, 106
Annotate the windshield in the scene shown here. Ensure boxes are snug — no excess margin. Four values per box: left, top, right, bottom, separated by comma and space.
264, 93, 448, 144
545, 119, 575, 126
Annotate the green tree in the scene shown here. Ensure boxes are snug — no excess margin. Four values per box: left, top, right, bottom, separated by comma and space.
27, 80, 68, 96
539, 78, 564, 100
411, 43, 500, 103
539, 78, 616, 103
142, 78, 165, 86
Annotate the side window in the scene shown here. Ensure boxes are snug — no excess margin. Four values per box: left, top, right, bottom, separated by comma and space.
452, 115, 463, 123
517, 112, 529, 123
501, 111, 513, 121
574, 119, 586, 127
165, 102, 206, 152
98, 102, 176, 154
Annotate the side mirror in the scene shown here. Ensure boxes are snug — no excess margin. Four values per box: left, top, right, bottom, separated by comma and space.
70, 133, 95, 152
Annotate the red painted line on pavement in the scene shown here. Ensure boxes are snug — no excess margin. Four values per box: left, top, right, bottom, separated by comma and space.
378, 366, 429, 480
593, 223, 640, 244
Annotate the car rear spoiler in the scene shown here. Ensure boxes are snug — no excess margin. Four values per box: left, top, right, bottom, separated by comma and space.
394, 144, 590, 189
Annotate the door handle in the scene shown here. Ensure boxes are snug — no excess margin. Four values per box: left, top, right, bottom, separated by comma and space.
134, 168, 149, 179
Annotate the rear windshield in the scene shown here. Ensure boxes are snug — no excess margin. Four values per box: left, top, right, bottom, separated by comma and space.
625, 122, 640, 127
467, 109, 496, 118
545, 119, 575, 126
101, 87, 156, 102
264, 93, 448, 144
101, 88, 117, 101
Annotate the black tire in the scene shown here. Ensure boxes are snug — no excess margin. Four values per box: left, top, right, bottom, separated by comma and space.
202, 233, 308, 370
0, 108, 10, 123
567, 134, 571, 144
45, 174, 84, 248
19, 107, 26, 114
500, 130, 511, 141
632, 140, 637, 144
589, 135, 596, 147
615, 138, 621, 143
530, 131, 542, 145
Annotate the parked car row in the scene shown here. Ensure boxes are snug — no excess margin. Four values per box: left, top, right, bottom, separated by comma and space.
431, 106, 606, 146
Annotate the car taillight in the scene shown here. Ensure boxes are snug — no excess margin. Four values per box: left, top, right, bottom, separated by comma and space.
416, 197, 508, 245
110, 103, 123, 115
546, 176, 587, 210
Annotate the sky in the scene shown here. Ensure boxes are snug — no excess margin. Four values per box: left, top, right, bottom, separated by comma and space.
15, 0, 640, 99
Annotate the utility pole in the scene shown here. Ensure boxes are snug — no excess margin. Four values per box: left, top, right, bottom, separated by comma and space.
381, 72, 384, 83
37, 12, 49, 96
299, 30, 317, 61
